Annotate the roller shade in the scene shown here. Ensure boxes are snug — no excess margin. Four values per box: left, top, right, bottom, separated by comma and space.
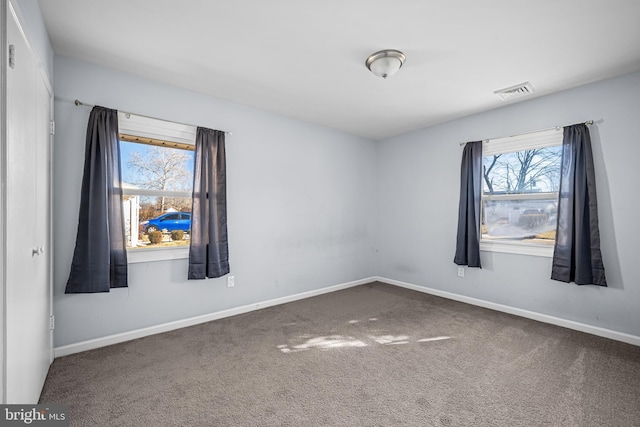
483, 128, 563, 156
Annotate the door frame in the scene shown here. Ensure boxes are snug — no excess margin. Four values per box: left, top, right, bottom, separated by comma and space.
0, 0, 54, 403
1, 0, 9, 405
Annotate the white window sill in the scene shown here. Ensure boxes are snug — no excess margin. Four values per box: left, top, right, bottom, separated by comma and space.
480, 240, 554, 258
127, 247, 189, 263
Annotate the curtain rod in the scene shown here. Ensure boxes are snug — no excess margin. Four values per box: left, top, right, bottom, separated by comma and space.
458, 120, 593, 147
73, 99, 232, 136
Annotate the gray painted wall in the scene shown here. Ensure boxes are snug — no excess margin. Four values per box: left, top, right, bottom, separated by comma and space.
53, 56, 377, 347
376, 71, 640, 337
40, 8, 639, 346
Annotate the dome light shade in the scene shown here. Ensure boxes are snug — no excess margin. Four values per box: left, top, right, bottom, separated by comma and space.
365, 49, 406, 79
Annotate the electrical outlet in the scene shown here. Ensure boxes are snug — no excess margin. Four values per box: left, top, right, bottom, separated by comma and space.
227, 275, 235, 287
457, 267, 465, 278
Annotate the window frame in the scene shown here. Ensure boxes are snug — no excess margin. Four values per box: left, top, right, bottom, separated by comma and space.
479, 128, 563, 257
118, 112, 196, 263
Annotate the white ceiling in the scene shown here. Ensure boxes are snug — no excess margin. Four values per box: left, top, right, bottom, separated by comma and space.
38, 0, 640, 140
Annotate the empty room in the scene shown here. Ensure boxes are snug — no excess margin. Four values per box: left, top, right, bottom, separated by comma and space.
2, 0, 639, 425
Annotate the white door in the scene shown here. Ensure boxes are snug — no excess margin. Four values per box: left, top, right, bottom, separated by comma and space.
3, 1, 53, 403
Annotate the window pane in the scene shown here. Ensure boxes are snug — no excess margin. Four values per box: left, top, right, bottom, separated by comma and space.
482, 198, 557, 245
119, 140, 194, 250
123, 195, 191, 249
482, 144, 561, 246
120, 141, 194, 192
483, 145, 561, 195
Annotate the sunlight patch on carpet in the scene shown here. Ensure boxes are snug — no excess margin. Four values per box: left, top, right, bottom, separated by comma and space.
418, 336, 452, 343
370, 335, 410, 345
277, 335, 367, 353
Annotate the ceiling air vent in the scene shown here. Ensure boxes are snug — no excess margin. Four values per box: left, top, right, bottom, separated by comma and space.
494, 82, 534, 101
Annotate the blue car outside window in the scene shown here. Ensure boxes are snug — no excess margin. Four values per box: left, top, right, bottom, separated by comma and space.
143, 213, 191, 233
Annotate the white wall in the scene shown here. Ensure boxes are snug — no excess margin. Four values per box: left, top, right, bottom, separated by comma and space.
53, 56, 376, 347
376, 71, 640, 337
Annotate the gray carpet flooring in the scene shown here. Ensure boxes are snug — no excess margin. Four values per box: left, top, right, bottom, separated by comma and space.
40, 282, 640, 426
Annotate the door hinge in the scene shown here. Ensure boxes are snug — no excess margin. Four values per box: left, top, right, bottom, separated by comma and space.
50, 120, 55, 135
49, 315, 55, 330
9, 44, 15, 69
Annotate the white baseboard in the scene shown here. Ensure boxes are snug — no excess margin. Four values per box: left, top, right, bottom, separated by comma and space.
375, 276, 640, 347
54, 277, 375, 358
55, 275, 639, 358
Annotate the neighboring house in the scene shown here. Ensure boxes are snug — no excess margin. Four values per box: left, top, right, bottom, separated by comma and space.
121, 182, 140, 248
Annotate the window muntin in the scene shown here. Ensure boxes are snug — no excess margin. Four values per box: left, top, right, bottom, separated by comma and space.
481, 129, 562, 247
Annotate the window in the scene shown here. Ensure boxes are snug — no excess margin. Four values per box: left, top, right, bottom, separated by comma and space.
480, 128, 563, 256
118, 112, 196, 260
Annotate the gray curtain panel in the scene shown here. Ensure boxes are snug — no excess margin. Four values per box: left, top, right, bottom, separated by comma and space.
551, 124, 606, 286
454, 141, 483, 268
188, 127, 229, 279
66, 106, 128, 293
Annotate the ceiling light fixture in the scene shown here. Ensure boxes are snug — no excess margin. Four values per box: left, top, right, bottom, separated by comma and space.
365, 49, 406, 79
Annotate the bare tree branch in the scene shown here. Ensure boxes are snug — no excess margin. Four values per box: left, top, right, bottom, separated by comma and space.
484, 146, 561, 194
127, 145, 193, 213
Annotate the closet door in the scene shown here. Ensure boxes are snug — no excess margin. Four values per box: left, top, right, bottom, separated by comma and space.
4, 2, 53, 403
